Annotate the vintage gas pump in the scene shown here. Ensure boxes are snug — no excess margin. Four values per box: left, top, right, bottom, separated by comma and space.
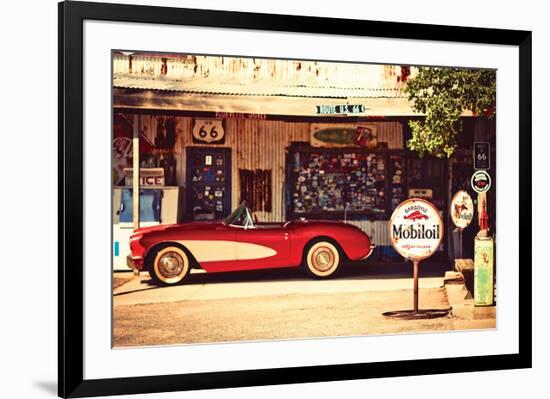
472, 170, 495, 307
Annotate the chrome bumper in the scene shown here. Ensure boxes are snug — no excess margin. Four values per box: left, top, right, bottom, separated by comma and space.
126, 254, 144, 271
361, 245, 376, 260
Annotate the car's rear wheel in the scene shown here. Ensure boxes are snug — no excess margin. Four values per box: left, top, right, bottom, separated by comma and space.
303, 240, 341, 278
150, 246, 190, 286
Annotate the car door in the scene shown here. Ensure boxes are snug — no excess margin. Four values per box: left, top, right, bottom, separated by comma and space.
183, 223, 237, 273
235, 225, 291, 270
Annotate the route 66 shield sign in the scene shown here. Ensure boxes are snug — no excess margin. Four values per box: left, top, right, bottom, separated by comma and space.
193, 118, 225, 144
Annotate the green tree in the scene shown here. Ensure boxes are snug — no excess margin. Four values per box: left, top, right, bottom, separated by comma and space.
404, 67, 496, 158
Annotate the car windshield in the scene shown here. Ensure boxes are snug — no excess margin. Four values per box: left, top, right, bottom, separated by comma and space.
223, 202, 255, 228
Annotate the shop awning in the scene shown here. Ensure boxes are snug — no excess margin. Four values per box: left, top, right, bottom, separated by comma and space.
113, 74, 419, 117
114, 73, 411, 99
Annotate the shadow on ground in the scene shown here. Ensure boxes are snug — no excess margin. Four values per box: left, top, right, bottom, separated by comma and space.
34, 381, 57, 395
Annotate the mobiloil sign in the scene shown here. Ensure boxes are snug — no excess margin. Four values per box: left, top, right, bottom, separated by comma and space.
386, 198, 446, 318
392, 223, 441, 240
390, 200, 443, 262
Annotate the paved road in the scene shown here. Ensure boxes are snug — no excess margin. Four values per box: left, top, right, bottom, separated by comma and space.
113, 262, 447, 306
112, 262, 496, 347
113, 287, 453, 347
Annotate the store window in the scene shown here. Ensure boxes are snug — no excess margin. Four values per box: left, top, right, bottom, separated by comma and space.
239, 169, 272, 212
288, 147, 392, 220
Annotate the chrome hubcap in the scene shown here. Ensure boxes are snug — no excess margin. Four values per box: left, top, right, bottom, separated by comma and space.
158, 252, 184, 278
311, 247, 335, 272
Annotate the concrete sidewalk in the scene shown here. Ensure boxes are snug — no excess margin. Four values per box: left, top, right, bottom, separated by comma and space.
114, 270, 445, 306
445, 283, 496, 330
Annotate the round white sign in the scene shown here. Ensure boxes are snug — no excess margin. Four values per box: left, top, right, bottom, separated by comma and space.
389, 198, 444, 261
471, 170, 491, 193
450, 190, 474, 229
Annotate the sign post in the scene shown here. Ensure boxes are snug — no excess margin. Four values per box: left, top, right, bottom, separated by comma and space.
413, 260, 419, 313
132, 114, 140, 231
384, 198, 449, 319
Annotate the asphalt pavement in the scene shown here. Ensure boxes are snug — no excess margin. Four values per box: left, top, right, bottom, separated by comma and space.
112, 261, 495, 347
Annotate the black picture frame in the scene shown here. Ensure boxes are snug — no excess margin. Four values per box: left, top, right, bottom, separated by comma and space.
58, 1, 532, 397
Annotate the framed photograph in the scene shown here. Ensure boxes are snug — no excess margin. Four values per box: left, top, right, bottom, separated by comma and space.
59, 1, 532, 397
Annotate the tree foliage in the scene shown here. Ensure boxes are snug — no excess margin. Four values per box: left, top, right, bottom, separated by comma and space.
404, 67, 496, 158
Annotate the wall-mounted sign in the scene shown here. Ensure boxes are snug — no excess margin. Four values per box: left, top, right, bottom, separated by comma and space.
214, 112, 266, 120
474, 142, 490, 170
450, 190, 474, 229
408, 188, 433, 200
193, 118, 225, 144
389, 198, 444, 261
471, 170, 492, 193
310, 123, 376, 148
310, 124, 356, 147
124, 168, 165, 186
354, 125, 377, 148
315, 104, 365, 115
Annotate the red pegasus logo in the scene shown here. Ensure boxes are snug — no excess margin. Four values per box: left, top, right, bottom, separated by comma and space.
404, 210, 429, 221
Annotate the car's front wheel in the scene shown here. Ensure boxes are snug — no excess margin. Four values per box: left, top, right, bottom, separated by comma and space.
150, 246, 190, 286
303, 240, 341, 278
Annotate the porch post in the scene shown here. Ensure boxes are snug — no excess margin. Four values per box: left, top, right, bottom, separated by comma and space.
132, 114, 140, 231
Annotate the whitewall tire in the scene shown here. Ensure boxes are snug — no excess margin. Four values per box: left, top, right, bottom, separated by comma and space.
150, 246, 190, 286
304, 241, 341, 278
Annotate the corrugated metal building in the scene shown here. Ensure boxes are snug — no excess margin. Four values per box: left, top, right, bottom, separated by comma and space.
112, 51, 492, 258
131, 115, 403, 219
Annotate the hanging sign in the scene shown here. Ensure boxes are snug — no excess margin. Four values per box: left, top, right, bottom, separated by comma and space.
474, 142, 490, 170
315, 104, 365, 115
193, 118, 225, 144
450, 190, 474, 229
471, 170, 492, 193
389, 198, 444, 261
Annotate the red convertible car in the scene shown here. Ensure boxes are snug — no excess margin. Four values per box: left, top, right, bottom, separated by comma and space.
127, 202, 375, 285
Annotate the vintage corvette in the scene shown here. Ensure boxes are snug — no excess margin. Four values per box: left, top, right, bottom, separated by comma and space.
127, 202, 375, 285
